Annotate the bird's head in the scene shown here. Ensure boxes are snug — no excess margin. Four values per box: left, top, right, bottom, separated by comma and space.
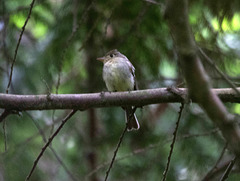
97, 49, 126, 63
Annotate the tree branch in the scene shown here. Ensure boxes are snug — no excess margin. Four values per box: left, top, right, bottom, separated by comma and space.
0, 88, 239, 111
165, 0, 240, 162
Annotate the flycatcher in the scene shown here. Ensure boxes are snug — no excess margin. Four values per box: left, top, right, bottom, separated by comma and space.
97, 49, 140, 131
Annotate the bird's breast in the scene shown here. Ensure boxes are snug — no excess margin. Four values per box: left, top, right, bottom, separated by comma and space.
103, 58, 134, 92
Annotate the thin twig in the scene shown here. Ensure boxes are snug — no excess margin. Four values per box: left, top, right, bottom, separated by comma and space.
1, 111, 69, 157
49, 147, 78, 181
144, 0, 163, 6
40, 76, 51, 96
104, 126, 128, 181
0, 110, 11, 123
78, 16, 101, 51
177, 128, 219, 141
220, 157, 237, 181
55, 0, 95, 94
50, 110, 56, 135
202, 142, 228, 181
199, 48, 240, 96
86, 127, 218, 179
1, 0, 10, 67
0, 110, 21, 123
6, 0, 36, 94
72, 0, 80, 32
6, 1, 43, 16
2, 0, 8, 154
201, 160, 232, 180
215, 143, 229, 166
26, 112, 78, 181
25, 110, 77, 180
101, 0, 122, 41
55, 72, 61, 95
2, 120, 7, 152
104, 107, 137, 181
162, 103, 184, 181
69, 0, 95, 42
116, 3, 149, 47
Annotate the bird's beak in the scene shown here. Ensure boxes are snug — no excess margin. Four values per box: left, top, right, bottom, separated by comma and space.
97, 56, 105, 62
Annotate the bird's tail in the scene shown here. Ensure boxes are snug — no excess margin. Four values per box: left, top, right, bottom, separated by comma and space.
125, 106, 140, 131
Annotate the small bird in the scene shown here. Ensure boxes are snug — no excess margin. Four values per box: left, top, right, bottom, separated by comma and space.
97, 49, 140, 131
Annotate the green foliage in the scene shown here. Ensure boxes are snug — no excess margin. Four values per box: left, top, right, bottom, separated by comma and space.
0, 0, 240, 180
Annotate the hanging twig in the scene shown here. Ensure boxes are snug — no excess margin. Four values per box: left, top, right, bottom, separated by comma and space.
2, 0, 35, 153
202, 142, 228, 180
162, 103, 184, 181
220, 157, 237, 181
199, 48, 240, 96
6, 0, 36, 94
117, 3, 149, 48
104, 126, 128, 181
178, 128, 219, 141
2, 120, 7, 152
104, 107, 137, 181
55, 0, 96, 95
25, 110, 77, 180
0, 109, 21, 148
85, 127, 219, 179
78, 16, 101, 51
26, 112, 78, 181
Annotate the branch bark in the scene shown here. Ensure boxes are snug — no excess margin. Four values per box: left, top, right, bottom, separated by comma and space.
0, 88, 239, 110
165, 0, 240, 159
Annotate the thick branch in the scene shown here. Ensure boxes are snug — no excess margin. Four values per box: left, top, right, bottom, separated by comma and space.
0, 88, 239, 110
165, 0, 240, 158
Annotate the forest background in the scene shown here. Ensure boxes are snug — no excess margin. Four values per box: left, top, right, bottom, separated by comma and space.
1, 0, 240, 180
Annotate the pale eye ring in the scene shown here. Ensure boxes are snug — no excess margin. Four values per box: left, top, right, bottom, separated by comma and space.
110, 54, 113, 58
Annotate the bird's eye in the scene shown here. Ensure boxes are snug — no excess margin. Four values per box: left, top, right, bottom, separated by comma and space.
110, 54, 113, 58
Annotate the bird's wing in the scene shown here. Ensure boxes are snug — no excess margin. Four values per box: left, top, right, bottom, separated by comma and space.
126, 59, 138, 90
126, 59, 135, 77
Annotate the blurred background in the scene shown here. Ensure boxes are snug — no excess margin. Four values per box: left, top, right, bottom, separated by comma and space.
0, 0, 240, 180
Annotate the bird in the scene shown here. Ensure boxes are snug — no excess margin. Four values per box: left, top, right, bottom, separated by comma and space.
97, 49, 140, 131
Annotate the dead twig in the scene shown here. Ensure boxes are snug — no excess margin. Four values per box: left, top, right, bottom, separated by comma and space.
6, 0, 36, 94
202, 143, 228, 180
55, 0, 96, 94
85, 127, 219, 179
26, 112, 78, 181
0, 110, 21, 123
199, 48, 240, 96
220, 157, 237, 181
162, 103, 184, 181
104, 107, 137, 181
25, 110, 77, 180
